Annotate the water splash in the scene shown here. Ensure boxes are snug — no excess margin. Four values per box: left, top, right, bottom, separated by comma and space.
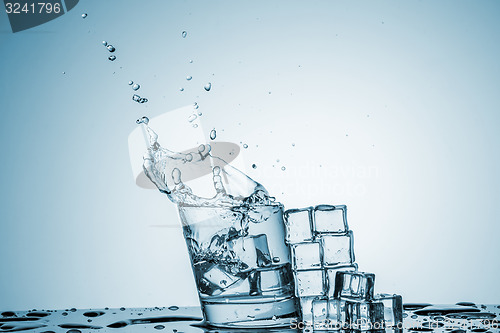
141, 125, 274, 207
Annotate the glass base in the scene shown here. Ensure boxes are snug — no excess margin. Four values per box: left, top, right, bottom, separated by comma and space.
200, 295, 300, 328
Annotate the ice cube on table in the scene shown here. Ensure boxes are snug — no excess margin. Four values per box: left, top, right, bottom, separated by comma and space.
325, 264, 358, 297
291, 241, 322, 270
313, 205, 348, 234
376, 293, 403, 328
294, 269, 325, 297
345, 294, 403, 330
312, 298, 347, 331
298, 296, 316, 328
320, 231, 354, 267
229, 234, 272, 270
284, 207, 314, 244
334, 270, 375, 300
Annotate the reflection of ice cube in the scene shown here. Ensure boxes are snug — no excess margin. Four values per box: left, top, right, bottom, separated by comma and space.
313, 205, 348, 234
320, 231, 354, 267
376, 293, 403, 328
334, 270, 375, 300
312, 298, 328, 331
230, 234, 272, 270
203, 265, 241, 290
291, 242, 322, 270
313, 298, 348, 331
284, 207, 313, 244
325, 264, 358, 297
295, 269, 325, 297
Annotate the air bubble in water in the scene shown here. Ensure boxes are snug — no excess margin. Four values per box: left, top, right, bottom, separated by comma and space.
132, 83, 140, 91
136, 117, 149, 125
210, 129, 216, 140
252, 164, 257, 169
108, 55, 116, 61
204, 82, 212, 91
188, 114, 197, 122
82, 13, 87, 18
186, 76, 192, 81
107, 45, 115, 52
128, 80, 133, 85
243, 144, 248, 149
180, 87, 184, 91
281, 166, 286, 171
182, 31, 187, 38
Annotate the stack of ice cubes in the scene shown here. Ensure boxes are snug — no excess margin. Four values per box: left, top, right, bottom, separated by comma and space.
284, 205, 403, 331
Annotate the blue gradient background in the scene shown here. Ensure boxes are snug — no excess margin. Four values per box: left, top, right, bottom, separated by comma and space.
1, 1, 499, 311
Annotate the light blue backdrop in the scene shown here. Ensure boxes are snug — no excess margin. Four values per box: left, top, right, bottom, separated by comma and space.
1, 0, 499, 311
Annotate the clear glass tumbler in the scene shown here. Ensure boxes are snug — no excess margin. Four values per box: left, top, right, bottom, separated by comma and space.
178, 203, 300, 327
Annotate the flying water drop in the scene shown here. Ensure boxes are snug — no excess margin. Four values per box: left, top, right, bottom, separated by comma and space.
132, 83, 140, 91
182, 31, 187, 38
252, 164, 257, 169
107, 45, 115, 52
82, 13, 87, 18
243, 144, 248, 149
186, 76, 192, 81
180, 87, 184, 91
204, 82, 212, 91
210, 129, 216, 140
102, 41, 107, 46
132, 94, 141, 102
188, 114, 197, 122
108, 55, 116, 61
128, 80, 133, 85
281, 166, 286, 171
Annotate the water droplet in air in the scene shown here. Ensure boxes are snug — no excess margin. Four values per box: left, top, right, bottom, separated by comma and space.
107, 45, 115, 52
281, 166, 286, 171
192, 124, 198, 128
62, 71, 66, 74
139, 98, 148, 103
108, 55, 116, 61
186, 76, 192, 81
243, 144, 248, 149
189, 59, 193, 63
128, 80, 133, 85
102, 41, 107, 46
132, 94, 141, 102
188, 114, 197, 122
204, 82, 211, 91
132, 83, 140, 91
62, 312, 68, 316
292, 143, 295, 147
179, 87, 184, 91
252, 164, 257, 169
210, 129, 216, 140
136, 116, 149, 125
197, 112, 202, 116
182, 31, 187, 38
82, 13, 87, 18
154, 325, 165, 330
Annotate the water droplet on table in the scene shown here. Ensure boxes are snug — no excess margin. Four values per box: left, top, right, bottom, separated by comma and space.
136, 116, 149, 125
204, 82, 211, 91
154, 325, 165, 330
168, 306, 179, 311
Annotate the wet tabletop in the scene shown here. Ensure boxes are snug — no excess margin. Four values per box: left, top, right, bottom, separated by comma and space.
0, 303, 499, 332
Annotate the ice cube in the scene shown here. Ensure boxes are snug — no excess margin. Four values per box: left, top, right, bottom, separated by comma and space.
320, 231, 354, 267
294, 269, 325, 297
375, 293, 403, 328
345, 294, 403, 330
345, 299, 385, 330
260, 264, 294, 293
325, 264, 358, 297
312, 298, 328, 331
291, 242, 322, 270
203, 264, 241, 290
229, 234, 272, 270
333, 270, 375, 300
284, 207, 314, 244
313, 204, 348, 234
298, 296, 316, 328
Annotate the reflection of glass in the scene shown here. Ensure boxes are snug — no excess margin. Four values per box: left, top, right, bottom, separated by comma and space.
179, 204, 300, 327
